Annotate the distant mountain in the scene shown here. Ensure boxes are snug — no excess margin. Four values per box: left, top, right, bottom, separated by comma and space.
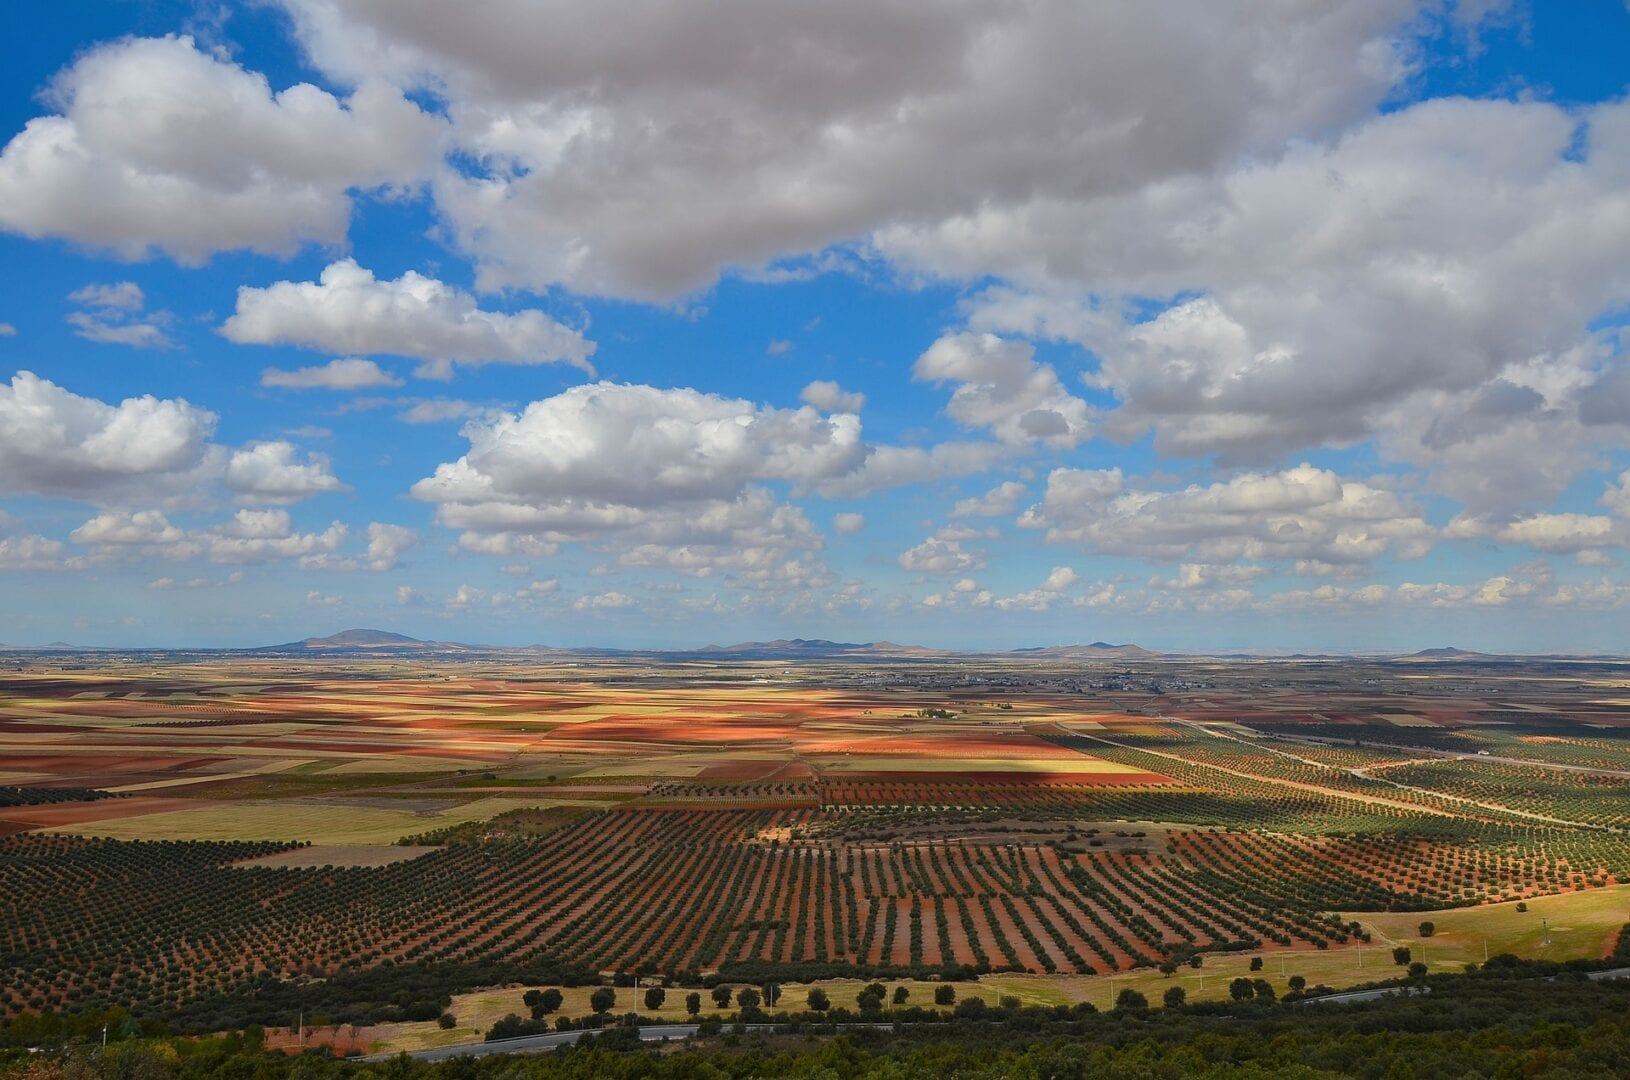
1404, 647, 1499, 660
295, 628, 422, 647
265, 629, 472, 652
694, 639, 947, 659
1006, 642, 1157, 660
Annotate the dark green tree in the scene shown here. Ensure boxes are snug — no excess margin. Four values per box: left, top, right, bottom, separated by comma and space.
1115, 988, 1148, 1010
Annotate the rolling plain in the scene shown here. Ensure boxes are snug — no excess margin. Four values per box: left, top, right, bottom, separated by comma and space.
4, 645, 1630, 1052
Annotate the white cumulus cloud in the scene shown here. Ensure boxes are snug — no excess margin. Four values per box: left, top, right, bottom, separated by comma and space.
0, 35, 443, 262
221, 259, 595, 379
261, 358, 403, 390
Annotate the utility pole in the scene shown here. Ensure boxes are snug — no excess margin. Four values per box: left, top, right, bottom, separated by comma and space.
1543, 919, 1551, 946
101, 1025, 107, 1049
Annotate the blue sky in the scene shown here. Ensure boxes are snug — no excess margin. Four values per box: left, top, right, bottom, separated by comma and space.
1, 1, 1629, 651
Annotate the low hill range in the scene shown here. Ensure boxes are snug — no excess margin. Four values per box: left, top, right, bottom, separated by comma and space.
255, 631, 1162, 661
4, 629, 1614, 661
1007, 641, 1157, 660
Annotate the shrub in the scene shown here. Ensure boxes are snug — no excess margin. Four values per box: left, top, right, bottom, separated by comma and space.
1162, 986, 1186, 1008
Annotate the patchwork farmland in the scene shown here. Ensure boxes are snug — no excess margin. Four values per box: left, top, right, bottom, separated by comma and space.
4, 651, 1630, 1035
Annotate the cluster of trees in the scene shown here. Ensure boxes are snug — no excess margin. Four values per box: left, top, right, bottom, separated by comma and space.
0, 787, 119, 807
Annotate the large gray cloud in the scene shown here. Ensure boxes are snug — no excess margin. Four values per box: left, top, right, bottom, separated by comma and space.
277, 0, 1416, 298
943, 96, 1630, 511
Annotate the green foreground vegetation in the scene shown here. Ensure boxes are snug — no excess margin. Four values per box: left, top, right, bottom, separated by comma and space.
6, 962, 1630, 1080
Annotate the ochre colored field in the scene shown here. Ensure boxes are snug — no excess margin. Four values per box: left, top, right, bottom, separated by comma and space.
40, 796, 574, 844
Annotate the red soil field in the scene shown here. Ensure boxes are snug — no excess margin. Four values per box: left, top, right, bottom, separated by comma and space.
829, 770, 1171, 786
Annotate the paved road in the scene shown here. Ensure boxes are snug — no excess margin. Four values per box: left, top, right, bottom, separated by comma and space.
1301, 986, 1431, 1006
1586, 966, 1630, 981
365, 1025, 706, 1062
366, 1022, 898, 1063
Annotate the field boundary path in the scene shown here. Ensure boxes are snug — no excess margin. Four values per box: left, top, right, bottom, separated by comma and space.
1159, 715, 1621, 834
1252, 731, 1630, 780
1348, 762, 1622, 833
1050, 724, 1467, 821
